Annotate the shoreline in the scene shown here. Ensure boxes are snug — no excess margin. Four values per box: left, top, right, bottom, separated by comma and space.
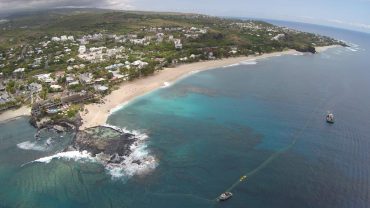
0, 45, 340, 127
80, 46, 339, 129
0, 106, 31, 123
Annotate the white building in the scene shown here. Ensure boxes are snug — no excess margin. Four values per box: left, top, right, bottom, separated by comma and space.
28, 83, 42, 93
174, 39, 182, 49
51, 37, 61, 42
67, 36, 74, 41
35, 73, 54, 83
131, 60, 148, 69
61, 35, 68, 41
78, 45, 87, 54
50, 85, 62, 91
13, 68, 25, 74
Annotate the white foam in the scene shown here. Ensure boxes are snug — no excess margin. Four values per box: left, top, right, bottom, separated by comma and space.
240, 60, 257, 65
102, 127, 156, 179
27, 126, 156, 180
17, 141, 49, 151
33, 150, 95, 164
109, 102, 129, 115
223, 63, 240, 68
161, 82, 171, 88
105, 143, 157, 179
293, 52, 304, 56
347, 48, 358, 52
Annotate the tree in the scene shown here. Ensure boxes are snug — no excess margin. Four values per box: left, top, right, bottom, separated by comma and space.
6, 80, 16, 94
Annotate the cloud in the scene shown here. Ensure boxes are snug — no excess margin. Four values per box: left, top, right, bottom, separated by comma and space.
327, 19, 370, 30
0, 0, 134, 14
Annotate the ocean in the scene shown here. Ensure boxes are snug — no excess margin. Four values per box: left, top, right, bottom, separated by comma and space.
0, 22, 369, 207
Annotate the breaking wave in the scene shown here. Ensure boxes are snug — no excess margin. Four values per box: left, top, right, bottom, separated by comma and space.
223, 63, 240, 68
17, 141, 49, 151
161, 82, 171, 88
105, 142, 157, 179
26, 125, 157, 180
33, 150, 95, 164
109, 102, 130, 115
240, 60, 257, 65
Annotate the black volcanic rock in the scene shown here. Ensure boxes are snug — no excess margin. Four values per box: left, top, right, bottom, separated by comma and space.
72, 126, 137, 158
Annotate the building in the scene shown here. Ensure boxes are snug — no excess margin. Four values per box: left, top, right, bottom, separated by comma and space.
28, 83, 42, 93
50, 85, 62, 91
79, 73, 93, 84
13, 68, 25, 74
61, 93, 94, 105
78, 45, 87, 54
60, 35, 68, 41
174, 39, 183, 49
131, 60, 148, 69
35, 73, 54, 84
94, 85, 109, 93
51, 37, 61, 42
31, 93, 94, 118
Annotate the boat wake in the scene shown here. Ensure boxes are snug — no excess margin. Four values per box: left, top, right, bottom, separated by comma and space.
25, 125, 157, 181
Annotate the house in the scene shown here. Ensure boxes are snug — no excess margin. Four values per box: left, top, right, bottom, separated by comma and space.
271, 34, 285, 41
13, 68, 25, 74
95, 78, 106, 83
94, 85, 109, 93
61, 92, 94, 105
0, 91, 15, 106
67, 36, 74, 41
50, 85, 62, 91
0, 83, 5, 91
174, 39, 182, 49
28, 83, 42, 93
51, 37, 61, 42
78, 45, 87, 54
66, 75, 75, 83
131, 60, 148, 69
68, 81, 80, 86
35, 73, 54, 83
130, 39, 145, 45
67, 58, 75, 63
79, 73, 93, 84
60, 35, 68, 41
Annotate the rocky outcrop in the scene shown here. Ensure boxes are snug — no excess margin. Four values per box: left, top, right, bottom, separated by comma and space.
70, 126, 138, 164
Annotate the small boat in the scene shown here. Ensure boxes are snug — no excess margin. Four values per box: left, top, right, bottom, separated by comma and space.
326, 112, 335, 124
218, 192, 233, 201
240, 175, 247, 181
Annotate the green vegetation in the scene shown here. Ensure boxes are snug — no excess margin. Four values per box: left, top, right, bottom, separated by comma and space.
0, 9, 346, 118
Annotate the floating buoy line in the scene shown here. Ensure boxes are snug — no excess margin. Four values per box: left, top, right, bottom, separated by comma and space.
215, 99, 327, 202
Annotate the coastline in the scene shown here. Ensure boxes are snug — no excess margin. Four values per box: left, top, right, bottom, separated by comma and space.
0, 46, 339, 127
80, 46, 338, 130
0, 106, 31, 123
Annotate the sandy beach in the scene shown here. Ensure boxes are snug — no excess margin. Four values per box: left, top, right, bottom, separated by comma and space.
0, 46, 338, 126
80, 48, 317, 129
0, 106, 31, 123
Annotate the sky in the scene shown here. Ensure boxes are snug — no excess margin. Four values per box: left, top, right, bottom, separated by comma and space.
0, 0, 369, 33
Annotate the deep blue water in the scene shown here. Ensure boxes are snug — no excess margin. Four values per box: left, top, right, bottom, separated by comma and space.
0, 23, 370, 207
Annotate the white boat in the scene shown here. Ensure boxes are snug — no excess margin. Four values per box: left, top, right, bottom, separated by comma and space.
326, 112, 335, 124
218, 192, 233, 201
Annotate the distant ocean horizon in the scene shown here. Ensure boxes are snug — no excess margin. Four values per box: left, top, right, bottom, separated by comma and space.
0, 21, 369, 207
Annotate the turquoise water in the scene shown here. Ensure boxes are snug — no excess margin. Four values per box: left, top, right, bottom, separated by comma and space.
1, 24, 370, 207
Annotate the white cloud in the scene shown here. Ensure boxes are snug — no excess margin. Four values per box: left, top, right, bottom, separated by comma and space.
0, 0, 135, 14
327, 19, 370, 30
